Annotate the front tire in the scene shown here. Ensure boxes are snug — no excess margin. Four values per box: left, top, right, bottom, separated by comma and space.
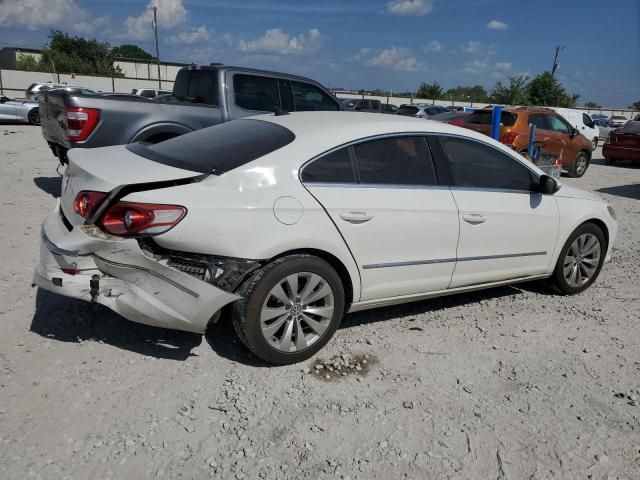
232, 254, 345, 365
568, 151, 590, 178
550, 223, 606, 295
591, 137, 598, 150
28, 108, 40, 126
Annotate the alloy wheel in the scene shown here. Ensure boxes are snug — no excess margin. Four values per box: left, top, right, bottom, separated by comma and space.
562, 233, 601, 288
260, 272, 335, 352
575, 154, 588, 176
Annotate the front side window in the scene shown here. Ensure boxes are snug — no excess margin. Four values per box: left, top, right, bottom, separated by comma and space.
140, 90, 156, 98
434, 136, 533, 191
234, 74, 279, 111
291, 81, 339, 111
354, 136, 436, 185
301, 148, 355, 183
548, 115, 571, 134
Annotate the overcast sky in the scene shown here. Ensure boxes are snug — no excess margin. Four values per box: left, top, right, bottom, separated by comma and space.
1, 0, 639, 107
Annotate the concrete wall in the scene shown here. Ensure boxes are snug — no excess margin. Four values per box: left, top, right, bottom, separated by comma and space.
114, 60, 185, 82
0, 69, 175, 96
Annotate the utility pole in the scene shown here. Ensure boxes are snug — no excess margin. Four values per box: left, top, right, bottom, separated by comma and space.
551, 46, 563, 77
153, 6, 161, 89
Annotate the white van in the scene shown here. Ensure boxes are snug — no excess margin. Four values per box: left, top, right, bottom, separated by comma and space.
548, 107, 599, 150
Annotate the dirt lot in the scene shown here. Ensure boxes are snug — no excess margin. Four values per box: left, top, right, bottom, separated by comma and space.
1, 124, 639, 479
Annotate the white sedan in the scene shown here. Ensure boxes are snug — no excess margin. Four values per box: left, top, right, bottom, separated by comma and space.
34, 112, 618, 365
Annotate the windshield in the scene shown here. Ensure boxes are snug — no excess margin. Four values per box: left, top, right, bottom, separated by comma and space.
126, 119, 295, 174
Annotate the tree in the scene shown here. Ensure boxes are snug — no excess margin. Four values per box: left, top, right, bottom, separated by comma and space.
584, 101, 601, 108
112, 44, 153, 60
527, 71, 579, 108
445, 85, 489, 103
489, 75, 530, 105
629, 101, 640, 110
416, 81, 444, 100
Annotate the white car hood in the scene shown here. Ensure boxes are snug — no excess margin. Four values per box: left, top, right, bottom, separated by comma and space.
554, 184, 604, 203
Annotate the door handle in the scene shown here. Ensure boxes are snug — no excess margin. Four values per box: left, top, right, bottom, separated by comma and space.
339, 211, 373, 224
462, 213, 487, 225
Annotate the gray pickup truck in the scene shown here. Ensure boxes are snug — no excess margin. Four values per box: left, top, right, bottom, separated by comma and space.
39, 64, 341, 164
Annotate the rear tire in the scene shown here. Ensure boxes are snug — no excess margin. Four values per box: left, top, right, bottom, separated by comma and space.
549, 223, 606, 295
232, 254, 345, 365
28, 108, 40, 126
568, 151, 590, 178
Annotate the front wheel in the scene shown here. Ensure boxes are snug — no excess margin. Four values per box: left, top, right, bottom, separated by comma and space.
550, 223, 606, 295
28, 108, 40, 126
232, 254, 345, 365
568, 151, 589, 178
591, 138, 598, 150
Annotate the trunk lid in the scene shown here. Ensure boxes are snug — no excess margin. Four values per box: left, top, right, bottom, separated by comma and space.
610, 122, 640, 148
61, 146, 200, 226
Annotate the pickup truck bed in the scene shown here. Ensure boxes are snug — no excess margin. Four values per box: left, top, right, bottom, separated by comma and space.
39, 64, 340, 164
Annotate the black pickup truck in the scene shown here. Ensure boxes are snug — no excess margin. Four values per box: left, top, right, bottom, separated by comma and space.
39, 64, 341, 163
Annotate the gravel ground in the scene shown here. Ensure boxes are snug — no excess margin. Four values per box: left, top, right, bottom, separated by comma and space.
1, 124, 639, 480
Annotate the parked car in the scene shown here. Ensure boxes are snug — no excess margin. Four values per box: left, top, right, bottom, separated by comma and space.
462, 107, 593, 177
35, 86, 95, 100
429, 111, 471, 126
634, 114, 640, 121
610, 115, 629, 127
397, 104, 449, 119
39, 64, 341, 164
547, 107, 599, 150
341, 98, 383, 113
603, 121, 640, 164
446, 106, 465, 112
26, 82, 72, 99
34, 112, 617, 365
131, 88, 172, 98
0, 94, 40, 125
383, 103, 398, 114
594, 119, 613, 140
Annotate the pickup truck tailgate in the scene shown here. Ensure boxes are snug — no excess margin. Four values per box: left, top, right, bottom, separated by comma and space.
38, 91, 70, 147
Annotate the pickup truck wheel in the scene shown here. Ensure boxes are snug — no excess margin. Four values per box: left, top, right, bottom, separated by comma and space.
28, 109, 41, 126
232, 254, 345, 365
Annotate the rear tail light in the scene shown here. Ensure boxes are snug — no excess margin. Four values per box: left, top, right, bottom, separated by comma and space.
74, 191, 107, 218
65, 107, 100, 141
500, 131, 519, 146
554, 157, 563, 166
99, 201, 186, 236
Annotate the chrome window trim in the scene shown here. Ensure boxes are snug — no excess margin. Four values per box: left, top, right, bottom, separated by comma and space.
299, 130, 542, 189
305, 182, 451, 191
363, 251, 547, 270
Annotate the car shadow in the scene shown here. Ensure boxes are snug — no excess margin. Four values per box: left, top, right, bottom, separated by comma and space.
591, 158, 640, 169
30, 288, 202, 361
596, 184, 640, 200
33, 176, 61, 198
205, 282, 543, 366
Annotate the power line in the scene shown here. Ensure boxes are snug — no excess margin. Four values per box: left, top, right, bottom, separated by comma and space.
558, 73, 640, 95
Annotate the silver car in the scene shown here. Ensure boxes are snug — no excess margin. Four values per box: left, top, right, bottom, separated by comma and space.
594, 119, 613, 140
397, 104, 449, 119
0, 94, 40, 125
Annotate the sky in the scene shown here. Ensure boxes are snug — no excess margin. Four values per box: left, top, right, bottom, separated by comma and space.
1, 0, 639, 107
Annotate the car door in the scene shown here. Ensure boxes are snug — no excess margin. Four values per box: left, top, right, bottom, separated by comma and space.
546, 114, 581, 162
301, 135, 460, 301
428, 135, 559, 288
0, 96, 17, 120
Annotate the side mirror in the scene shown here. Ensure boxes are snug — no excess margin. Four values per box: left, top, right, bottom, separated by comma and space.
535, 174, 559, 194
570, 127, 579, 137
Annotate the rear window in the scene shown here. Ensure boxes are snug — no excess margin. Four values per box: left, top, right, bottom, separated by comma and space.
466, 110, 517, 127
173, 69, 218, 105
617, 121, 640, 133
398, 106, 419, 116
126, 119, 295, 174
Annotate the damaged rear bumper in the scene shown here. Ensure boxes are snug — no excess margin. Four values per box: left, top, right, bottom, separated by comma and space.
33, 203, 241, 334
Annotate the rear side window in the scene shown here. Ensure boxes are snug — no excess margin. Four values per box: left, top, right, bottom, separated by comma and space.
234, 74, 279, 111
291, 81, 339, 111
127, 119, 295, 174
466, 110, 517, 127
528, 114, 550, 130
301, 148, 355, 183
173, 69, 218, 105
398, 106, 419, 116
432, 136, 533, 191
354, 136, 436, 185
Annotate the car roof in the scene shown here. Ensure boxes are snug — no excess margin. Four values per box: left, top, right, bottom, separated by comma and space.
254, 111, 493, 148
